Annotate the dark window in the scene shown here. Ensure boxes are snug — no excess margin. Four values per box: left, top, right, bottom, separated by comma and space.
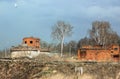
80, 51, 86, 58
25, 41, 27, 44
114, 48, 118, 51
113, 55, 119, 58
30, 41, 33, 44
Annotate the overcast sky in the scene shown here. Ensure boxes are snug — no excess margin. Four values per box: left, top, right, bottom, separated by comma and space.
0, 0, 120, 49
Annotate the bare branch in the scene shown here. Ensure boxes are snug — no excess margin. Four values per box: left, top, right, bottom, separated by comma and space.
51, 21, 73, 57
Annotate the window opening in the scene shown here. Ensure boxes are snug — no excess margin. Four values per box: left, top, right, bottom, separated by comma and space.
30, 41, 33, 44
25, 41, 27, 44
80, 51, 86, 58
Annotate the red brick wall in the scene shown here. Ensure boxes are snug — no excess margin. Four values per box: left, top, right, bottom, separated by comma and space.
23, 37, 40, 48
78, 45, 120, 62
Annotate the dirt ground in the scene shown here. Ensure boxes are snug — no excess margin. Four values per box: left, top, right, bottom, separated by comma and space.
0, 54, 120, 79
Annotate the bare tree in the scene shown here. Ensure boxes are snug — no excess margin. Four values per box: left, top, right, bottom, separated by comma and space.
68, 40, 77, 55
107, 31, 119, 45
40, 40, 49, 49
89, 21, 119, 46
77, 37, 96, 48
118, 37, 120, 45
51, 21, 73, 57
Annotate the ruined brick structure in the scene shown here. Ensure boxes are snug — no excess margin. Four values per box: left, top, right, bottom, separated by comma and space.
78, 45, 120, 62
23, 37, 40, 48
11, 37, 41, 58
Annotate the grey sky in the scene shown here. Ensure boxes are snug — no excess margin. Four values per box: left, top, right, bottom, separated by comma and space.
0, 0, 120, 49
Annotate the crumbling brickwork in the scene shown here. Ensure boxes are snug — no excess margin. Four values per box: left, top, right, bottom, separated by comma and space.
78, 45, 120, 62
23, 37, 40, 48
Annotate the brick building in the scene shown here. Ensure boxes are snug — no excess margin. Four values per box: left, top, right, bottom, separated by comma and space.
78, 45, 120, 62
11, 37, 41, 58
23, 37, 40, 48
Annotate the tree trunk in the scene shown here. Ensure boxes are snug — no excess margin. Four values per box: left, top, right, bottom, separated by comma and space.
60, 36, 64, 57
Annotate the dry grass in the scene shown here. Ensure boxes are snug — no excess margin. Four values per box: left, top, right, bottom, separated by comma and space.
0, 54, 120, 79
40, 73, 76, 79
37, 73, 98, 79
